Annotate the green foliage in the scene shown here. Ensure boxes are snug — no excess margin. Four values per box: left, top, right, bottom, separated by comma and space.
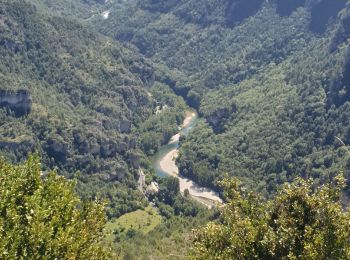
114, 210, 215, 259
138, 82, 186, 155
30, 0, 106, 20
0, 0, 156, 218
191, 175, 350, 259
4, 0, 350, 258
104, 206, 162, 245
97, 1, 311, 97
0, 155, 114, 259
157, 176, 180, 204
149, 176, 205, 219
95, 0, 350, 198
101, 0, 350, 198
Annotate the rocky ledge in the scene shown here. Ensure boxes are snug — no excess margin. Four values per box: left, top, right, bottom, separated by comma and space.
0, 89, 32, 117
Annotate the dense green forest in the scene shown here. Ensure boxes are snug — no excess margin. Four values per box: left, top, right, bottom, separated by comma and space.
0, 0, 206, 257
96, 0, 350, 197
2, 0, 350, 258
0, 0, 188, 219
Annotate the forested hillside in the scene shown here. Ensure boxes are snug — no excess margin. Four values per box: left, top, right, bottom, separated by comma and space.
0, 0, 186, 218
3, 0, 350, 258
30, 0, 104, 19
97, 0, 350, 197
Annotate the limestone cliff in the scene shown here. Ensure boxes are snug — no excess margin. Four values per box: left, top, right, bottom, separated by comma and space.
0, 90, 31, 117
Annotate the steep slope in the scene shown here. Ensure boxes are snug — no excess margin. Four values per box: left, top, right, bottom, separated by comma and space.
96, 0, 350, 196
0, 1, 215, 258
0, 0, 159, 217
97, 1, 314, 106
30, 0, 103, 19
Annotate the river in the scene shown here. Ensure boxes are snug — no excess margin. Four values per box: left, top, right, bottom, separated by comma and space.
152, 111, 223, 208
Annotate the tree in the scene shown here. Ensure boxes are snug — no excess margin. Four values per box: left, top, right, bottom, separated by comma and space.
0, 155, 114, 259
164, 176, 180, 196
191, 174, 350, 259
158, 176, 180, 205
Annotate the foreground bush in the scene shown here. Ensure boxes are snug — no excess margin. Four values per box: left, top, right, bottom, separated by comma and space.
192, 175, 350, 259
0, 155, 113, 259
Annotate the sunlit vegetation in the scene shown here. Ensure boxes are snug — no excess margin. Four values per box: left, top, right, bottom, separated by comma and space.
0, 0, 186, 220
97, 0, 350, 199
103, 177, 215, 258
191, 175, 350, 259
104, 206, 162, 244
0, 155, 114, 259
3, 0, 350, 258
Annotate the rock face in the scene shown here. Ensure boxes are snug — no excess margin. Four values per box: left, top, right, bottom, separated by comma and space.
205, 103, 237, 134
46, 136, 70, 163
0, 137, 34, 150
0, 90, 31, 117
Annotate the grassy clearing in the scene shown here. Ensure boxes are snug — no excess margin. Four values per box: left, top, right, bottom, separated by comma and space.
104, 206, 162, 243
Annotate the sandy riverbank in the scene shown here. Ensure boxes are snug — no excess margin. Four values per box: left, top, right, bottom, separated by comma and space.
159, 149, 179, 176
183, 112, 196, 128
169, 112, 196, 144
158, 112, 222, 207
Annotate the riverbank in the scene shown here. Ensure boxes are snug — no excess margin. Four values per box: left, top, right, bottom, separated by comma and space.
156, 111, 222, 208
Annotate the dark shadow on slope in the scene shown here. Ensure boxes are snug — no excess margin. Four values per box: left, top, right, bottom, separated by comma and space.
330, 10, 350, 52
309, 0, 346, 34
226, 0, 264, 26
276, 0, 305, 17
138, 0, 179, 13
